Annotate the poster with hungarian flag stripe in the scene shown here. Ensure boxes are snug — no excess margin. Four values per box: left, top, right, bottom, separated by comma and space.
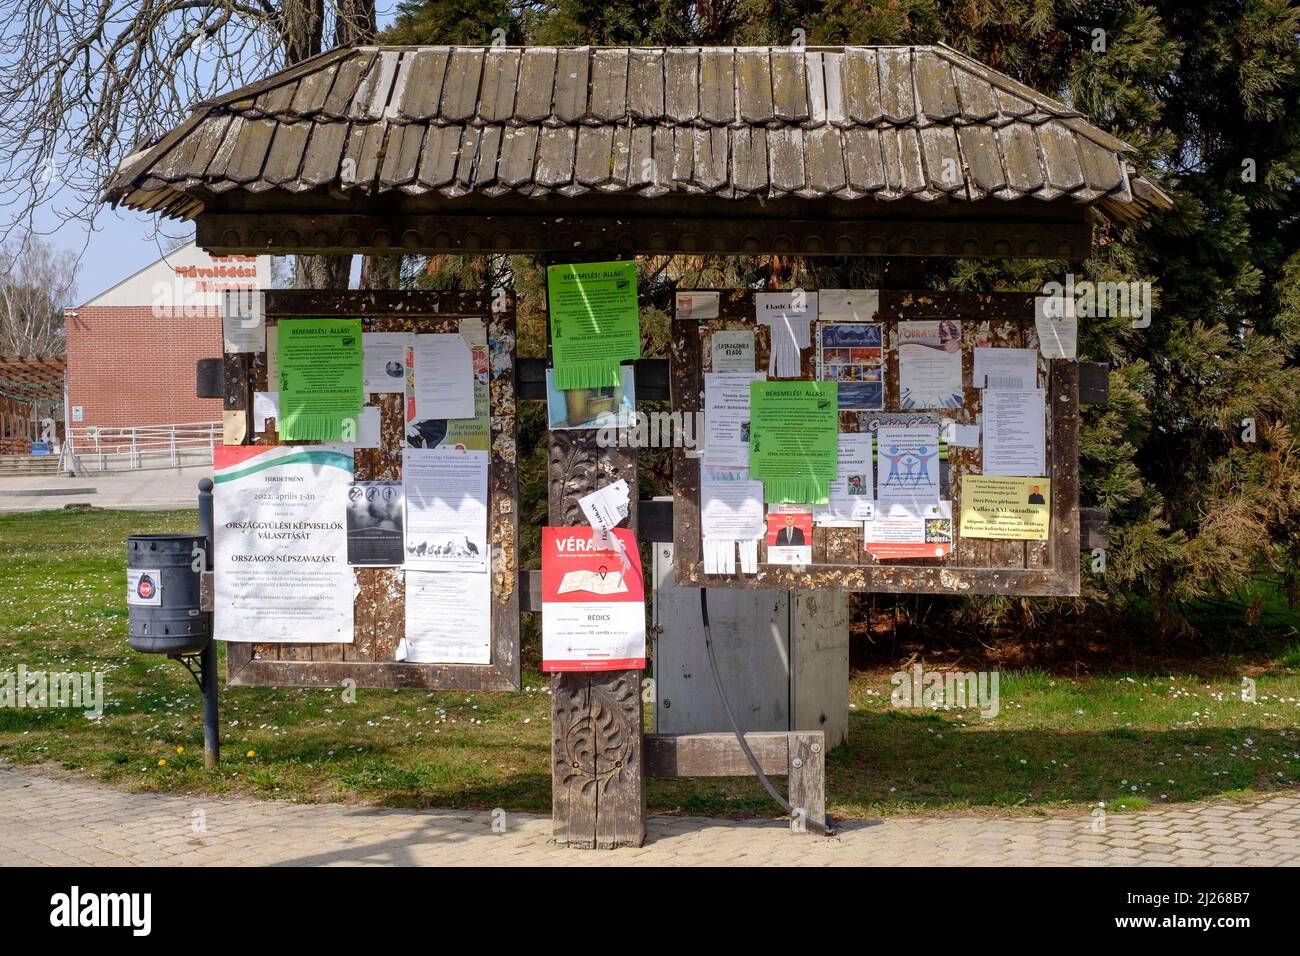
213, 445, 354, 643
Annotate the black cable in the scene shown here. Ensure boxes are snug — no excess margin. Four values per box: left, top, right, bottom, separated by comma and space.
699, 587, 838, 837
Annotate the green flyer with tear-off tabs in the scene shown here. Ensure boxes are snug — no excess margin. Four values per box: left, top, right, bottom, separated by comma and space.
276, 318, 364, 441
748, 380, 839, 504
547, 260, 640, 390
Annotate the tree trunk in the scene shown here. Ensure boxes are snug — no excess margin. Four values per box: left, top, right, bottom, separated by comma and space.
293, 253, 351, 290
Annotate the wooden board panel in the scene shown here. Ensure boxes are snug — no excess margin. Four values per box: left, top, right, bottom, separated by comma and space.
670, 289, 1080, 596
223, 290, 519, 690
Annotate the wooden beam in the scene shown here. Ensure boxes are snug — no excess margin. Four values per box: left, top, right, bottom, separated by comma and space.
515, 357, 670, 402
644, 732, 791, 777
198, 211, 1092, 260
644, 731, 826, 834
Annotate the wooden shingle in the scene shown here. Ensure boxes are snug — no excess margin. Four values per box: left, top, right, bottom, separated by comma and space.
497, 126, 540, 187
919, 124, 963, 193
767, 127, 805, 194
693, 126, 728, 190
842, 126, 886, 192
770, 49, 809, 123
627, 50, 664, 119
731, 127, 769, 193
842, 48, 883, 124
956, 124, 1005, 194
913, 50, 959, 122
590, 49, 630, 122
663, 49, 700, 122
319, 52, 374, 118
262, 121, 311, 185
534, 126, 577, 186
575, 125, 616, 185
553, 48, 591, 123
297, 122, 349, 188
415, 125, 463, 188
479, 48, 522, 123
877, 48, 915, 124
805, 125, 846, 193
393, 48, 449, 120
440, 48, 486, 122
736, 49, 774, 123
515, 48, 557, 121
998, 122, 1045, 192
1037, 121, 1085, 192
698, 49, 735, 124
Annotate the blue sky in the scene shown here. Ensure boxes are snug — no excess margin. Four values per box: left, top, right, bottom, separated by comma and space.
15, 8, 401, 305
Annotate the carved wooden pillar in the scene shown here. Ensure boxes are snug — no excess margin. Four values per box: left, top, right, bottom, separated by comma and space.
547, 423, 646, 848
544, 258, 646, 849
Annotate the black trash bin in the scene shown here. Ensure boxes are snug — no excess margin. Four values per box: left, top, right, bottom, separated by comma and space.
127, 534, 210, 655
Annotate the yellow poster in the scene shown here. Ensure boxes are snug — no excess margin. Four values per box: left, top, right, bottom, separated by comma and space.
960, 475, 1051, 540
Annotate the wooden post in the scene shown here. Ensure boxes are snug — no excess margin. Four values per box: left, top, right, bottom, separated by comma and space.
548, 431, 646, 848
544, 255, 646, 849
791, 591, 850, 750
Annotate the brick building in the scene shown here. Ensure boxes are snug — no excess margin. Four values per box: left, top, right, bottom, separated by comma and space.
64, 242, 270, 430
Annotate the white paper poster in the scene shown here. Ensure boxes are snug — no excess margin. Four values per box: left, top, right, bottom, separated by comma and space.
703, 371, 764, 467
403, 447, 489, 571
973, 347, 1039, 390
701, 471, 766, 540
222, 289, 265, 353
898, 320, 963, 409
1035, 297, 1078, 360
864, 500, 953, 559
402, 569, 491, 664
413, 333, 475, 420
212, 445, 354, 643
943, 419, 981, 448
578, 478, 631, 555
676, 290, 720, 320
756, 291, 816, 378
711, 330, 756, 371
983, 389, 1046, 477
252, 391, 279, 433
876, 424, 942, 512
818, 289, 879, 322
814, 432, 876, 526
363, 332, 412, 394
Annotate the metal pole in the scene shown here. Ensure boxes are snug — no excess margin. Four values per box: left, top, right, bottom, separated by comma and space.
198, 477, 220, 769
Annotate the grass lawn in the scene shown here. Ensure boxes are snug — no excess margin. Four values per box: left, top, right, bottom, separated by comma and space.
2, 507, 1298, 819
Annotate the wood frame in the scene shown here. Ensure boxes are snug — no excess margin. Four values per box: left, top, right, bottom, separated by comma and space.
645, 731, 825, 831
671, 289, 1081, 596
222, 289, 521, 691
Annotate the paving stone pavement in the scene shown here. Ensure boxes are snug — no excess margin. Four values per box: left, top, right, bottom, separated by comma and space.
2, 764, 1298, 866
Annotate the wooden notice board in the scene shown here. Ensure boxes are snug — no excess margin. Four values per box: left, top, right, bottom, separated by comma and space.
670, 290, 1081, 597
222, 290, 520, 690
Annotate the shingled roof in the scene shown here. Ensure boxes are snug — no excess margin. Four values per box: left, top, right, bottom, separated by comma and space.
104, 44, 1171, 226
